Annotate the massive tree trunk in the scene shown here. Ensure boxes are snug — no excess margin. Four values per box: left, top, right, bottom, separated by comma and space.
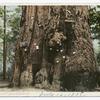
12, 6, 96, 91
62, 6, 97, 91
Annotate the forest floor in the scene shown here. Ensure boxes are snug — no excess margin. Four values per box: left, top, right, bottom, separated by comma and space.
0, 87, 46, 92
0, 87, 47, 96
0, 80, 100, 96
0, 80, 48, 96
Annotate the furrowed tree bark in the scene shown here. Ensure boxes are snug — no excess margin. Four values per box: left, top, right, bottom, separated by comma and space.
62, 6, 97, 91
12, 6, 47, 87
12, 6, 97, 91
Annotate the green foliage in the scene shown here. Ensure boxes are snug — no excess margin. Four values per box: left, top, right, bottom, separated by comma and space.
89, 6, 100, 65
7, 7, 21, 43
0, 6, 21, 65
6, 6, 21, 63
0, 7, 3, 63
89, 6, 100, 40
0, 6, 3, 17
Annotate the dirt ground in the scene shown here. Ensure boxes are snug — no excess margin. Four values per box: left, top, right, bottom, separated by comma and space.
0, 86, 47, 96
0, 80, 100, 96
0, 80, 47, 96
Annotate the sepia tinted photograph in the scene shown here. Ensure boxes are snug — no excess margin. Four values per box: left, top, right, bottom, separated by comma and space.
0, 5, 100, 96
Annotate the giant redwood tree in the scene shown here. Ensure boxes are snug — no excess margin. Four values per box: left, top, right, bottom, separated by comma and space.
11, 6, 97, 91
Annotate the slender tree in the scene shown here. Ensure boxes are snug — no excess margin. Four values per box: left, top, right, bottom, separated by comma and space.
3, 6, 7, 80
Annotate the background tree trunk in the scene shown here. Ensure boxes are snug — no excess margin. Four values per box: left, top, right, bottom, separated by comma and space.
3, 6, 7, 80
12, 6, 96, 91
